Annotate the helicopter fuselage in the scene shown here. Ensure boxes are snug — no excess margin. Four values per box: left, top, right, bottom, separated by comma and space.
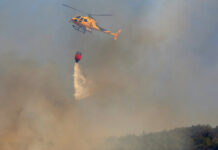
72, 16, 99, 31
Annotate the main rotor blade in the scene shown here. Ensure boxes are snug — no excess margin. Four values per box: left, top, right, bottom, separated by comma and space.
62, 4, 87, 14
89, 14, 113, 16
62, 4, 112, 17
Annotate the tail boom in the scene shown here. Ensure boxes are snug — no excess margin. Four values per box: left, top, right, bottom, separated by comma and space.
96, 24, 122, 40
102, 29, 122, 40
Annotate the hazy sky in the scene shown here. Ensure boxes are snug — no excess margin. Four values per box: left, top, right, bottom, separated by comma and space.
0, 0, 218, 149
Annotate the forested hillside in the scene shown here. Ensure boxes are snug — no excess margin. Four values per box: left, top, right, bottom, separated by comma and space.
102, 125, 218, 150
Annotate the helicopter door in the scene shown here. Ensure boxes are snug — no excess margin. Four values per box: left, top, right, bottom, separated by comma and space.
79, 18, 83, 23
90, 21, 93, 28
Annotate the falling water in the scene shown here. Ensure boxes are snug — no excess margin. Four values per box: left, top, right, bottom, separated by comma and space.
73, 63, 90, 100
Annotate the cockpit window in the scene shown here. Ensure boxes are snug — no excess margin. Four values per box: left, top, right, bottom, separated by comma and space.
74, 19, 77, 22
76, 16, 81, 19
84, 19, 87, 22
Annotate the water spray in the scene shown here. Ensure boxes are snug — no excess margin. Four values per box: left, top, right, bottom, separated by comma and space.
73, 62, 90, 100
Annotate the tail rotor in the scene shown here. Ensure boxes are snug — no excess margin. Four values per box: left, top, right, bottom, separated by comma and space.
113, 29, 122, 40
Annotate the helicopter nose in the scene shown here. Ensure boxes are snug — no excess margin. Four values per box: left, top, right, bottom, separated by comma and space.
72, 18, 77, 22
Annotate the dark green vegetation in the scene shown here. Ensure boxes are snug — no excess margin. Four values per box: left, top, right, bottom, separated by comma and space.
103, 125, 218, 150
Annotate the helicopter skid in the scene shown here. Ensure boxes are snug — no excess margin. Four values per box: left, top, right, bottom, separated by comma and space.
72, 25, 88, 34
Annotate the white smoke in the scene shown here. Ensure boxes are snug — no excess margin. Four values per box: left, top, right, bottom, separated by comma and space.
73, 63, 91, 100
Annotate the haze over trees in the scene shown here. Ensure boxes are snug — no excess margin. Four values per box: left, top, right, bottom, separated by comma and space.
101, 125, 218, 150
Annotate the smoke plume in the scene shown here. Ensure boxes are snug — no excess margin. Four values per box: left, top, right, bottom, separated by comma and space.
0, 0, 218, 150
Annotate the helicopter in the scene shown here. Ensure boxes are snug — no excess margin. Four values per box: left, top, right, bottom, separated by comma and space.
62, 4, 122, 40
